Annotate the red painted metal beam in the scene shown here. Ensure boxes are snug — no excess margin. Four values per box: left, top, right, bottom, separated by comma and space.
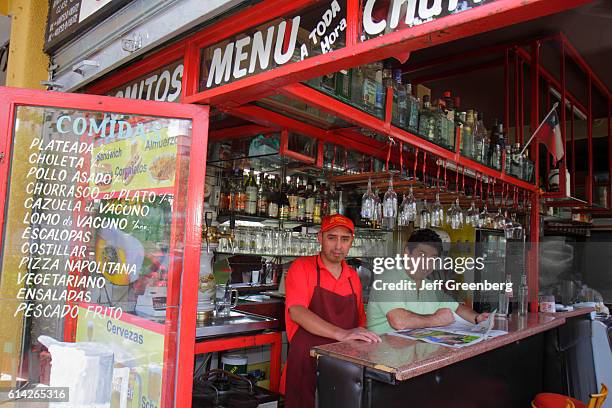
516, 47, 588, 115
402, 33, 561, 75
587, 76, 593, 205
184, 0, 593, 107
559, 32, 611, 100
209, 124, 277, 141
528, 41, 540, 313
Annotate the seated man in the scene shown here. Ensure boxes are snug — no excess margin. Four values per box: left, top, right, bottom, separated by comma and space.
367, 228, 489, 334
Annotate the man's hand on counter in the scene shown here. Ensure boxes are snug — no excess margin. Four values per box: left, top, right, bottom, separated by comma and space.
432, 308, 455, 326
289, 305, 381, 343
335, 327, 382, 343
475, 313, 490, 324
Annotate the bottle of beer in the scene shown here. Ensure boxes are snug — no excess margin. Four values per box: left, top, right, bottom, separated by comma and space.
305, 182, 315, 223
279, 178, 290, 221
245, 170, 258, 215
288, 177, 298, 221
257, 173, 268, 216
267, 175, 279, 218
313, 182, 322, 224
235, 169, 246, 214
297, 178, 306, 222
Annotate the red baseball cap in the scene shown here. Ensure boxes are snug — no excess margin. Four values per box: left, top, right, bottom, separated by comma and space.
320, 214, 355, 234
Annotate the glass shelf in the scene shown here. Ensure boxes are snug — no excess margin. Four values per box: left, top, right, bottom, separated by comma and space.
215, 251, 379, 259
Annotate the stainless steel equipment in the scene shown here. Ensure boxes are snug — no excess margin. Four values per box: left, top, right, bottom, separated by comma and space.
195, 311, 278, 339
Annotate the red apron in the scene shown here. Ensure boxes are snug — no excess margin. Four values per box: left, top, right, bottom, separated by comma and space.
284, 256, 360, 408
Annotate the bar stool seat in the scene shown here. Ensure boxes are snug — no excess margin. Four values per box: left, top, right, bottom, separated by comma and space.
532, 393, 586, 408
533, 383, 608, 408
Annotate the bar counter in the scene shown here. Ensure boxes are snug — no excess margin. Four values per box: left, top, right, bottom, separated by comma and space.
312, 309, 596, 408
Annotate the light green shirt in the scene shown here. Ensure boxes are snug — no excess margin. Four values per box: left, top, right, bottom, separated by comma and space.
366, 267, 459, 334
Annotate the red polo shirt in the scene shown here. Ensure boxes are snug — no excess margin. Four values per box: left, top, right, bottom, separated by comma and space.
284, 255, 367, 342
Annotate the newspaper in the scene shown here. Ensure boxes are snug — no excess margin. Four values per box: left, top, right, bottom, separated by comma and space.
389, 311, 507, 349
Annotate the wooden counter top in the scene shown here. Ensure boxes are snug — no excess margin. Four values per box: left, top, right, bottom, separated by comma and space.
312, 310, 593, 382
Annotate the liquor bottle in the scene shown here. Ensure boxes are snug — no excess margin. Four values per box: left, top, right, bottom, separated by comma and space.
336, 184, 346, 215
336, 69, 352, 100
443, 91, 455, 123
305, 182, 315, 222
321, 72, 336, 94
288, 177, 298, 221
235, 170, 246, 214
218, 178, 230, 215
391, 69, 407, 129
418, 95, 436, 141
351, 66, 365, 108
278, 179, 290, 221
321, 182, 330, 218
382, 176, 398, 230
328, 183, 339, 215
434, 99, 454, 148
267, 176, 279, 218
313, 182, 322, 224
297, 178, 306, 221
245, 170, 258, 215
518, 274, 528, 316
489, 120, 504, 170
405, 81, 420, 133
442, 91, 455, 148
362, 62, 384, 118
462, 110, 475, 158
257, 173, 268, 216
474, 112, 489, 164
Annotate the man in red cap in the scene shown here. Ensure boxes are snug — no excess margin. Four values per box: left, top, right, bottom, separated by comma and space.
282, 214, 381, 408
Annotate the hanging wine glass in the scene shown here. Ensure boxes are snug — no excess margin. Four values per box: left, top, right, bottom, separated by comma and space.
361, 178, 376, 222
466, 201, 478, 227
398, 192, 409, 227
419, 199, 431, 229
399, 187, 417, 226
431, 192, 444, 227
503, 210, 514, 238
478, 204, 489, 228
406, 186, 417, 222
452, 198, 464, 230
511, 212, 523, 240
372, 188, 382, 229
382, 176, 398, 230
494, 207, 505, 230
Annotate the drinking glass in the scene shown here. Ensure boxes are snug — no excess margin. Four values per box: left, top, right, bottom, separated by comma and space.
419, 199, 431, 229
497, 292, 510, 317
449, 198, 464, 230
466, 201, 478, 227
494, 208, 505, 230
431, 193, 444, 227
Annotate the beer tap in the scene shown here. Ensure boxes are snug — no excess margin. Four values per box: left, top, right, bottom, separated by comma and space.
202, 211, 235, 253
